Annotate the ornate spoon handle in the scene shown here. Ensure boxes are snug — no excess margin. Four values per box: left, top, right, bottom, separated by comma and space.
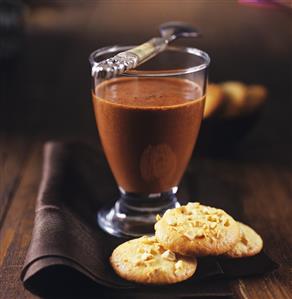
91, 22, 200, 80
91, 38, 167, 80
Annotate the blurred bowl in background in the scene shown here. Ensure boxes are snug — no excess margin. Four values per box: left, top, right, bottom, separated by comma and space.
197, 109, 262, 156
197, 81, 268, 156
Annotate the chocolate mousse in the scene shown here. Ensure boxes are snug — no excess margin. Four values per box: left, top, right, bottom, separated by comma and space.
93, 77, 205, 193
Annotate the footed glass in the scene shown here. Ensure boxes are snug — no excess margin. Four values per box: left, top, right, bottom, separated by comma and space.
89, 45, 210, 237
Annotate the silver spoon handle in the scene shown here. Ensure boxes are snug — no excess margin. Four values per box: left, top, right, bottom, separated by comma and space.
92, 37, 167, 80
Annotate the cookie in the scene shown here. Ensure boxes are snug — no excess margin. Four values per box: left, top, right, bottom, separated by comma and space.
204, 84, 224, 118
244, 85, 267, 114
225, 222, 263, 258
110, 235, 197, 285
155, 202, 240, 256
221, 81, 247, 117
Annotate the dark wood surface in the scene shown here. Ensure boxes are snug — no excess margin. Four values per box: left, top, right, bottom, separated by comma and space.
0, 1, 291, 298
0, 143, 291, 298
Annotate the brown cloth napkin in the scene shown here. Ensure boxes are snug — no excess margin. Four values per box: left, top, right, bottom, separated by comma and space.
21, 142, 277, 298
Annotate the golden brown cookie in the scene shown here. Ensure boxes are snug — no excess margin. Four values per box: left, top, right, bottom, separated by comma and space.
221, 81, 247, 117
155, 202, 240, 256
203, 84, 224, 119
110, 236, 197, 285
225, 222, 263, 258
244, 85, 267, 114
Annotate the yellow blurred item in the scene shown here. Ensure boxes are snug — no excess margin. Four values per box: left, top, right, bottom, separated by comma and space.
221, 82, 248, 118
203, 84, 224, 118
204, 81, 267, 119
244, 85, 268, 114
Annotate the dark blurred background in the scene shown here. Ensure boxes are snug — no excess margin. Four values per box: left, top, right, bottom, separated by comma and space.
1, 0, 291, 163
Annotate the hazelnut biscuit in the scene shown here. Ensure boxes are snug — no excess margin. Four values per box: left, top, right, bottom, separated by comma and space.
244, 85, 267, 114
155, 202, 240, 256
110, 236, 197, 285
225, 222, 263, 258
221, 81, 247, 117
204, 84, 224, 119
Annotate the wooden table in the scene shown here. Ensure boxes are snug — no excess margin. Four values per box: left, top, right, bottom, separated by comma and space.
0, 140, 291, 298
0, 1, 291, 298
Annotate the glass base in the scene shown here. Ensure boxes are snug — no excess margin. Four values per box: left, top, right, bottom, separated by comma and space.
97, 187, 180, 237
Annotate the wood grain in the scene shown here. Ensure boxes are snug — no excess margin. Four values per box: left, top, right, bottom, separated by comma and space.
230, 164, 292, 299
0, 137, 31, 228
0, 144, 291, 298
185, 157, 292, 299
0, 144, 42, 299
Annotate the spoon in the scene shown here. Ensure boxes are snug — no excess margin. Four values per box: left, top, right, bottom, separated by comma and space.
92, 21, 200, 80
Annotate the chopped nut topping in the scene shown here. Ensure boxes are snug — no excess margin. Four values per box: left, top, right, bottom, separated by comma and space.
208, 208, 218, 214
166, 217, 177, 226
196, 228, 204, 237
202, 223, 209, 229
179, 206, 187, 214
156, 243, 165, 250
175, 260, 184, 270
192, 220, 202, 227
161, 250, 176, 261
202, 207, 211, 214
241, 235, 249, 246
142, 236, 156, 244
186, 202, 200, 209
137, 248, 145, 253
183, 230, 197, 240
224, 218, 230, 226
174, 260, 186, 276
216, 209, 224, 216
147, 268, 160, 278
210, 222, 217, 229
156, 214, 161, 221
175, 269, 184, 276
208, 215, 219, 222
134, 260, 144, 266
141, 252, 153, 261
184, 228, 204, 240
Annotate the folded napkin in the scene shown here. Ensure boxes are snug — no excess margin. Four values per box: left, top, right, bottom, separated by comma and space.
21, 142, 277, 298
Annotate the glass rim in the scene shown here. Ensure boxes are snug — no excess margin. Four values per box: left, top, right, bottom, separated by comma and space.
89, 45, 210, 77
